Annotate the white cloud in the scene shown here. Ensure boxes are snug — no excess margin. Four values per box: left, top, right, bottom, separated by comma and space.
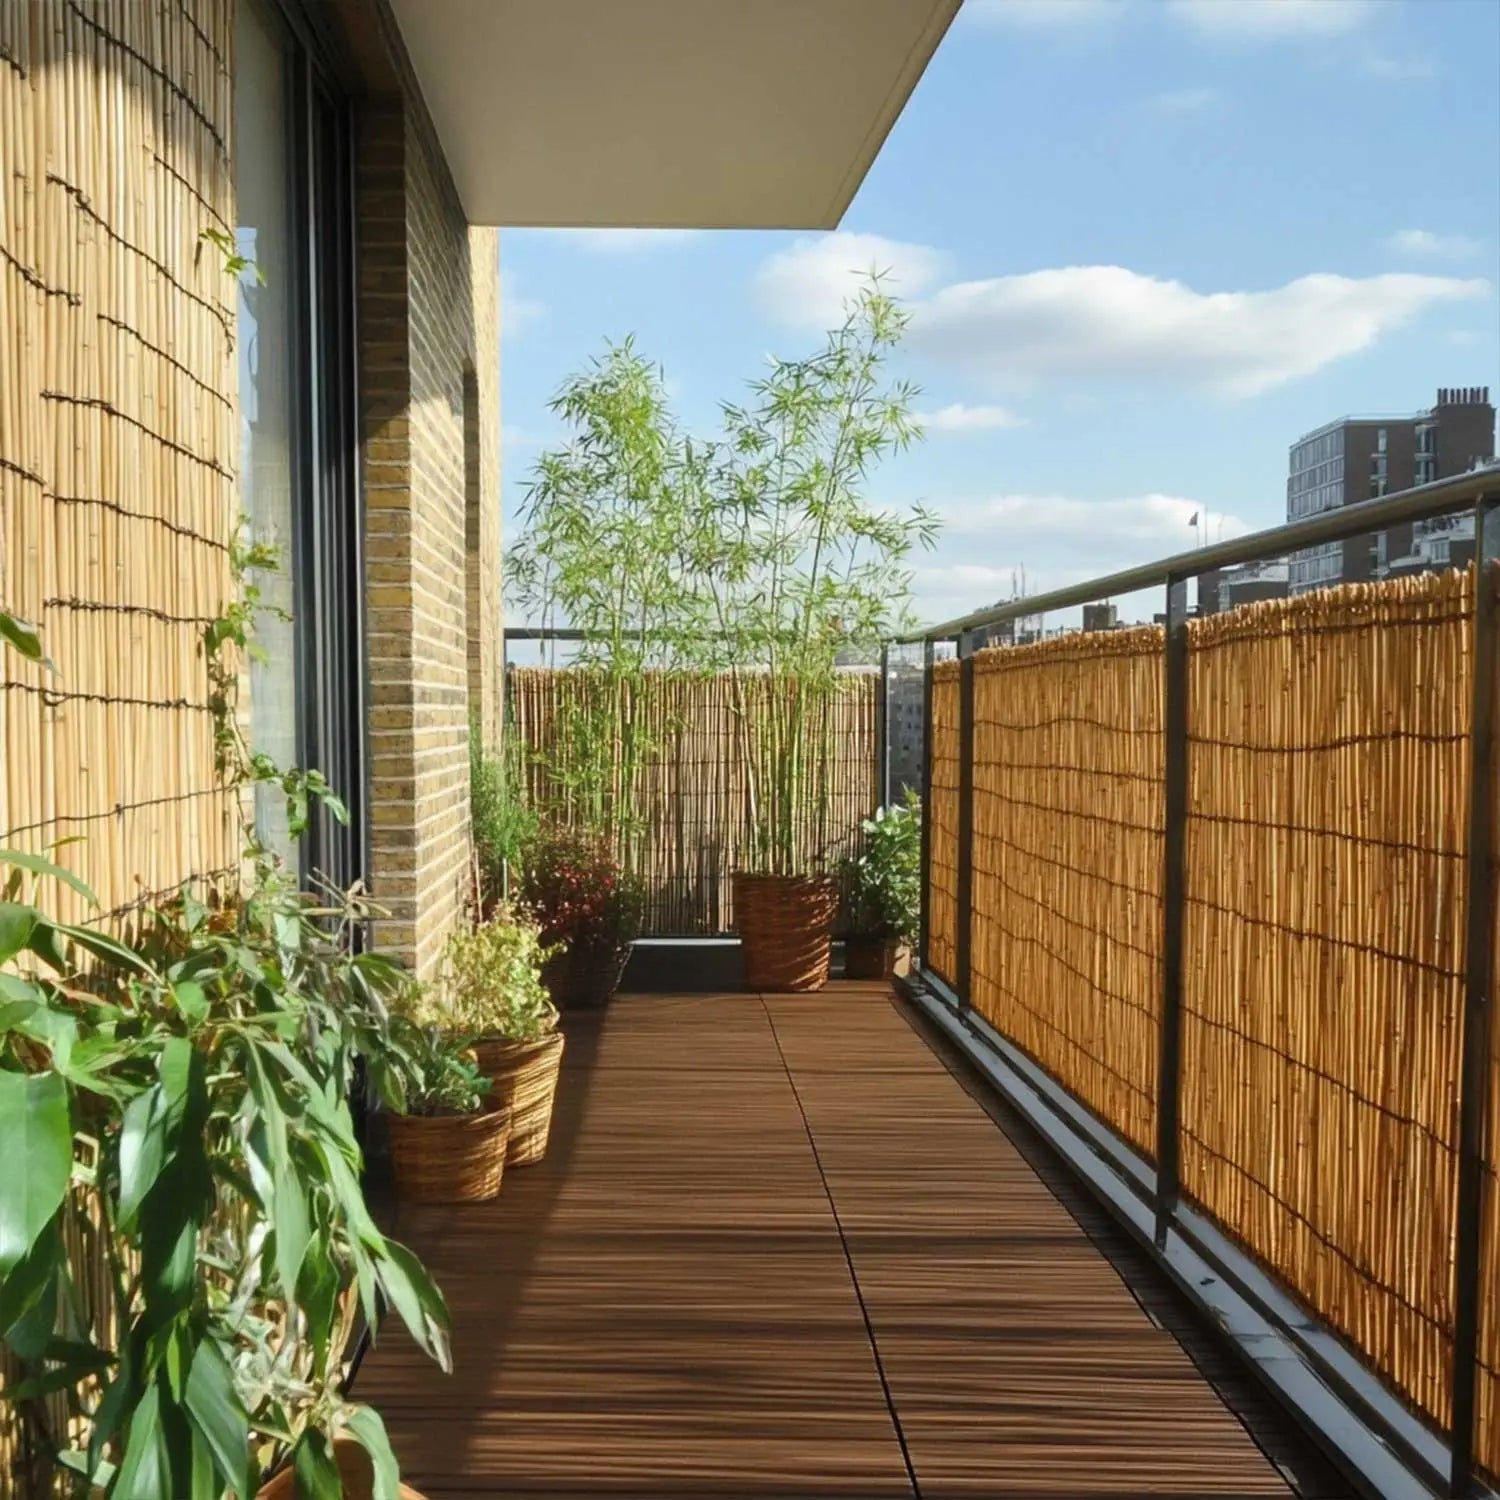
1386, 229, 1482, 261
938, 492, 1249, 548
755, 232, 949, 329
1149, 85, 1222, 113
1167, 0, 1373, 38
906, 265, 1488, 397
966, 0, 1126, 28
502, 424, 542, 454
916, 403, 1027, 435
544, 228, 702, 254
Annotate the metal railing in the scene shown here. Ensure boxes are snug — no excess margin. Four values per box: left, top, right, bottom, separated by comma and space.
901, 465, 1500, 1499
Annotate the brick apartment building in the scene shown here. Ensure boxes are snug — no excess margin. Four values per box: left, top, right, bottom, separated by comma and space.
1287, 386, 1495, 595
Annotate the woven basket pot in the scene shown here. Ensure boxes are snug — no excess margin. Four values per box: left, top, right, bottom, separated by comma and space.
388, 1105, 510, 1203
471, 1031, 564, 1165
844, 936, 905, 981
257, 1438, 427, 1499
541, 938, 632, 1010
733, 873, 838, 992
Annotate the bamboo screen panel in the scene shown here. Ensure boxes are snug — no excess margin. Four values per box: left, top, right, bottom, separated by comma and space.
968, 629, 1164, 1155
0, 0, 238, 932
927, 660, 960, 987
509, 667, 878, 935
1182, 572, 1470, 1443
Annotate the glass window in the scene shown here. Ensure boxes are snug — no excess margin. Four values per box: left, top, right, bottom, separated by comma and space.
236, 0, 300, 866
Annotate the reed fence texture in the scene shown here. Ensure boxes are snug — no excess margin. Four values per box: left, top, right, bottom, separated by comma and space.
1, 4, 237, 1492
927, 660, 959, 986
924, 567, 1500, 1476
969, 627, 1164, 1157
508, 666, 879, 935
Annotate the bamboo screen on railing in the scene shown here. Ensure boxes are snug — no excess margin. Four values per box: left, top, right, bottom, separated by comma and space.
969, 628, 1164, 1156
0, 0, 239, 932
1183, 572, 1471, 1446
921, 566, 1500, 1476
927, 660, 960, 986
508, 666, 879, 935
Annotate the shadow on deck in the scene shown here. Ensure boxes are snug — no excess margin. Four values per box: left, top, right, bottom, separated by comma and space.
355, 984, 1345, 1498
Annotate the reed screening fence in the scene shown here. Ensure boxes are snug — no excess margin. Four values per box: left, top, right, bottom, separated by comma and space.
968, 628, 1164, 1157
0, 0, 239, 934
1183, 572, 1471, 1447
1, 6, 238, 1492
926, 660, 960, 986
921, 566, 1500, 1477
507, 666, 879, 935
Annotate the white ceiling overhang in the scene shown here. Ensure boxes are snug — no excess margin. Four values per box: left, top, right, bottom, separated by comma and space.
386, 0, 960, 228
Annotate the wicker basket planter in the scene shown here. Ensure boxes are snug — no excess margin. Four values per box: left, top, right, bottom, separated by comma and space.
471, 1031, 565, 1165
540, 938, 632, 1011
843, 936, 908, 981
733, 872, 838, 992
257, 1438, 427, 1499
388, 1105, 511, 1203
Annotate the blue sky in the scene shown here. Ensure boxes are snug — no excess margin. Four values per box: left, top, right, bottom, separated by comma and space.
499, 0, 1499, 627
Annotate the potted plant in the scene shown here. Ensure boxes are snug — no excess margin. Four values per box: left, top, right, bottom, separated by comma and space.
470, 712, 536, 920
686, 280, 935, 991
841, 791, 921, 979
517, 824, 646, 1009
401, 910, 565, 1165
386, 1021, 512, 1203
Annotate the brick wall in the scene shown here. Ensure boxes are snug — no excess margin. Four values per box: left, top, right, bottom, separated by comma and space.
355, 73, 501, 978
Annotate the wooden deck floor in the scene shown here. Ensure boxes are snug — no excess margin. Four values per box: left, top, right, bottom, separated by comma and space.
357, 985, 1341, 1498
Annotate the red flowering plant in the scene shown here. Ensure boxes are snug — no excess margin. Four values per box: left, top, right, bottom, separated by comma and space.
516, 824, 647, 954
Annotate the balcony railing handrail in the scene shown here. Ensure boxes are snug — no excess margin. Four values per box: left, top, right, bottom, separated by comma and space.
906, 463, 1500, 642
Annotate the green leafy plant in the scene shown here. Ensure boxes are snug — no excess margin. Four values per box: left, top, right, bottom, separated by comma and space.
841, 790, 921, 944
470, 715, 536, 917
390, 1022, 487, 1118
398, 911, 558, 1042
0, 855, 447, 1497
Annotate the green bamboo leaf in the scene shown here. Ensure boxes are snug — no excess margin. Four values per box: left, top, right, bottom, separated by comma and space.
292, 1429, 343, 1500
376, 1239, 451, 1373
0, 849, 95, 905
0, 1070, 73, 1279
0, 901, 36, 964
111, 1382, 171, 1500
0, 611, 43, 660
184, 1336, 251, 1500
342, 1405, 400, 1500
117, 1084, 169, 1231
0, 1212, 61, 1353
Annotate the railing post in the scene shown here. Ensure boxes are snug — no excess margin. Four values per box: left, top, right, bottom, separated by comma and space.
875, 643, 890, 809
918, 637, 936, 975
1155, 575, 1190, 1249
955, 630, 977, 1011
1451, 496, 1500, 1498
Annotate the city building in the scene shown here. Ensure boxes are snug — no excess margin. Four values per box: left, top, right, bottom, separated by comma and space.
1198, 561, 1291, 615
1287, 387, 1495, 594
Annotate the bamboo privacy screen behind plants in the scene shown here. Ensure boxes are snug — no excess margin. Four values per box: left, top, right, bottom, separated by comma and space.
968, 628, 1164, 1157
508, 666, 878, 934
0, 2, 237, 1491
1183, 572, 1471, 1444
926, 659, 960, 986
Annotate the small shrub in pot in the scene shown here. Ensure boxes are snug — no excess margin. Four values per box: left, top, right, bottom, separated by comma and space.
841, 791, 921, 979
516, 824, 645, 1010
386, 1021, 512, 1203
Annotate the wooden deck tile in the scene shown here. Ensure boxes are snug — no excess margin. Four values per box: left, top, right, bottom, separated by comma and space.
357, 986, 1330, 1498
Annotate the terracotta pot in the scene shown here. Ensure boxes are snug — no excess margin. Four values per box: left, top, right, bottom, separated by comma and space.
471, 1031, 564, 1165
540, 938, 632, 1010
388, 1105, 511, 1202
732, 872, 838, 992
843, 936, 907, 980
256, 1437, 427, 1499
